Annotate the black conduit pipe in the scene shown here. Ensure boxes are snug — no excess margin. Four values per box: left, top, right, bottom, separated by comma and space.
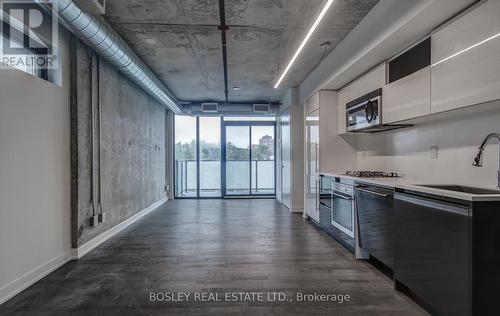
218, 0, 229, 103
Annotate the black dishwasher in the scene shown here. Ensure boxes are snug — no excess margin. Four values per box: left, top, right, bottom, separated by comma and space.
394, 191, 470, 316
355, 184, 394, 269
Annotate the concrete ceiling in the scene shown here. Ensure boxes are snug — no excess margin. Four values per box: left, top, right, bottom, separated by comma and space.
104, 0, 379, 103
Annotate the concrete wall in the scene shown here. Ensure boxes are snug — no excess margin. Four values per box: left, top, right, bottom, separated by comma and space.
71, 36, 168, 247
354, 102, 500, 188
165, 111, 175, 200
0, 29, 71, 303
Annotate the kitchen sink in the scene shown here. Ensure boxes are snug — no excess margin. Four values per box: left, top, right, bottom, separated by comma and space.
417, 185, 500, 195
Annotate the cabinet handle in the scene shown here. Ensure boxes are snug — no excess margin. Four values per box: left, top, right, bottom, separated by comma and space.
316, 180, 320, 211
395, 193, 469, 216
356, 187, 391, 197
315, 143, 320, 173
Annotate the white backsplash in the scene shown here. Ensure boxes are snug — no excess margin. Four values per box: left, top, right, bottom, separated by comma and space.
352, 102, 500, 188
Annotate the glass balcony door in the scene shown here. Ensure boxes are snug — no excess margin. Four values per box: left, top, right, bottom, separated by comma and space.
224, 125, 251, 196
199, 117, 222, 197
223, 121, 275, 197
251, 126, 275, 195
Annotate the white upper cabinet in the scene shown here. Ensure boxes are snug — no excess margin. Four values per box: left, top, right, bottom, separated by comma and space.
383, 38, 432, 123
383, 67, 431, 123
431, 0, 500, 113
349, 64, 386, 100
304, 91, 320, 114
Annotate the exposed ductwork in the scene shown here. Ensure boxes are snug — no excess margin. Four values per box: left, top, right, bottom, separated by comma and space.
50, 0, 182, 114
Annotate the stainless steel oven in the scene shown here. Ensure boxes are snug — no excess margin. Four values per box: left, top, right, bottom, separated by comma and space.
331, 183, 355, 238
346, 88, 382, 132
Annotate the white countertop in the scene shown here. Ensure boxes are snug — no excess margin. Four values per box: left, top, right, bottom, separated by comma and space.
320, 172, 500, 202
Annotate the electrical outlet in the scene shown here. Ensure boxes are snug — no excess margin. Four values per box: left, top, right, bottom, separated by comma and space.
90, 215, 99, 227
430, 145, 439, 159
98, 213, 106, 223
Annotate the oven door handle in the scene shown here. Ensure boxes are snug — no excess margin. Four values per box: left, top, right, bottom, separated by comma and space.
332, 192, 354, 200
356, 187, 390, 198
320, 201, 332, 209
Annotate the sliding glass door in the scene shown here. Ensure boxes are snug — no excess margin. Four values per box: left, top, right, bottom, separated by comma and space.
223, 121, 275, 197
225, 126, 251, 195
251, 125, 275, 195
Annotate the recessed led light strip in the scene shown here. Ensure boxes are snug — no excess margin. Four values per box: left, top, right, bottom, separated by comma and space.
432, 32, 500, 67
274, 0, 336, 89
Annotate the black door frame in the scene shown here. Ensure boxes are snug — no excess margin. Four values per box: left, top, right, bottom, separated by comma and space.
222, 120, 276, 198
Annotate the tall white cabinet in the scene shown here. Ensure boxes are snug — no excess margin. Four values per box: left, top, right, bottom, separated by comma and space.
431, 0, 500, 113
278, 88, 304, 213
304, 105, 320, 222
279, 109, 291, 209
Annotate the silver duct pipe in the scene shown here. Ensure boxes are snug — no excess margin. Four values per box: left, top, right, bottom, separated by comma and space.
52, 0, 182, 114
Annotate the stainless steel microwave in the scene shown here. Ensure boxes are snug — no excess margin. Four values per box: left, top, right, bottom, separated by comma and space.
346, 88, 382, 132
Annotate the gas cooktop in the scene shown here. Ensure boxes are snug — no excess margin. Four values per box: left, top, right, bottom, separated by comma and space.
345, 171, 400, 178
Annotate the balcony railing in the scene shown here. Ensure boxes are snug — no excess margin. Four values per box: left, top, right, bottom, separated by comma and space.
175, 160, 275, 197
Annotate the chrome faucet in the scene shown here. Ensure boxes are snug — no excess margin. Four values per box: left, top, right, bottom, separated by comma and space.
473, 133, 500, 188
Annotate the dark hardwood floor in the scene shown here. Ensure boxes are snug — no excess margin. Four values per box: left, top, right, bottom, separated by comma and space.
0, 199, 428, 315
